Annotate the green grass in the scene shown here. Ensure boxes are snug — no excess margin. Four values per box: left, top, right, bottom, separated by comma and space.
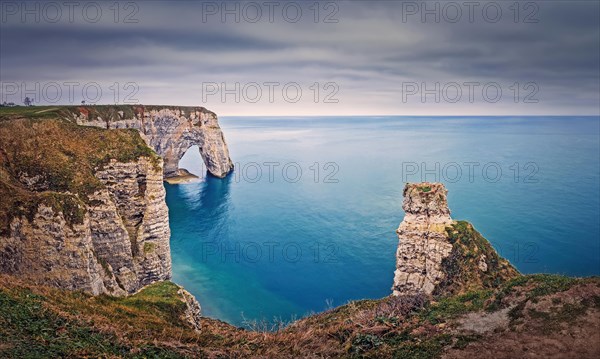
0, 288, 128, 358
421, 289, 493, 324
0, 106, 63, 120
0, 281, 191, 358
100, 282, 188, 326
490, 274, 580, 312
526, 297, 600, 334
391, 334, 452, 359
435, 221, 519, 296
452, 334, 482, 349
527, 274, 579, 298
496, 274, 586, 326
351, 333, 384, 354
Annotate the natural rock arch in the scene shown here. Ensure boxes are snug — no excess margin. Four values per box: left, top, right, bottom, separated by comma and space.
69, 105, 234, 178
0, 105, 233, 296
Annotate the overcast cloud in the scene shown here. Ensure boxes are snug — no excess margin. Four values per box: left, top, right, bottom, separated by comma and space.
1, 0, 598, 115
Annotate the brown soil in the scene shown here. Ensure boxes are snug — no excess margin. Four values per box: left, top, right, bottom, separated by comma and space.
444, 281, 600, 359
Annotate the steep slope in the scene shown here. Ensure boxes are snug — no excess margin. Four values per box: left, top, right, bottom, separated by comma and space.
0, 276, 202, 357
393, 183, 518, 296
0, 117, 171, 295
1, 274, 598, 358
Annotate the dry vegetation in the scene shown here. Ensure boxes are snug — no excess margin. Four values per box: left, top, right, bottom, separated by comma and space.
1, 274, 599, 358
435, 221, 520, 296
0, 114, 159, 236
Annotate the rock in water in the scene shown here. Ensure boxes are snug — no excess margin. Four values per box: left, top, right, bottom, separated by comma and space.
393, 183, 454, 296
67, 106, 234, 178
392, 182, 518, 297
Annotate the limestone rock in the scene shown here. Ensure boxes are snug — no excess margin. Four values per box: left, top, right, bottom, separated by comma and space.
178, 287, 203, 331
90, 157, 172, 294
0, 157, 171, 296
478, 254, 488, 272
68, 106, 234, 178
392, 182, 518, 297
393, 183, 453, 296
0, 203, 108, 295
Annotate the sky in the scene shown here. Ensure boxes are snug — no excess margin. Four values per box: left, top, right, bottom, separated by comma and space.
1, 0, 599, 116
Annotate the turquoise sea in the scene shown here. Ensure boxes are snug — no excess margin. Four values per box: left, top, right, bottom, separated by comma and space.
166, 116, 600, 327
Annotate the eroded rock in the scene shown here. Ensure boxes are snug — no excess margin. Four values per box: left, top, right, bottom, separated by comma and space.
178, 287, 203, 331
0, 157, 171, 296
393, 183, 454, 296
392, 182, 518, 297
68, 106, 234, 178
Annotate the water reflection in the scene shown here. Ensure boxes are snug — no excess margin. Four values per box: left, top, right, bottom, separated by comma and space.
165, 173, 232, 244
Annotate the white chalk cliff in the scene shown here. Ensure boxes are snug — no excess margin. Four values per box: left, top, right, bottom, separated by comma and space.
0, 105, 233, 298
68, 105, 234, 178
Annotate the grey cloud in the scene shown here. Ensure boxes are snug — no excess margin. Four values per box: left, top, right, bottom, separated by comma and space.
0, 0, 598, 115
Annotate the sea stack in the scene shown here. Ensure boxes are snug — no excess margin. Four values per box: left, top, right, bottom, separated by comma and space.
392, 182, 454, 296
393, 182, 519, 297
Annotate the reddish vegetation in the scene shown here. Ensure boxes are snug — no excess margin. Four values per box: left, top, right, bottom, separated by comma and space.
77, 106, 89, 117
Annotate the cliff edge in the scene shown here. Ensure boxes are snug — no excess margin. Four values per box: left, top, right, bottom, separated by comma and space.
393, 182, 519, 297
0, 105, 233, 297
59, 105, 234, 178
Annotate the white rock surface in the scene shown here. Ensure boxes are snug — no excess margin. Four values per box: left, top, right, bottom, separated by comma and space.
393, 182, 454, 296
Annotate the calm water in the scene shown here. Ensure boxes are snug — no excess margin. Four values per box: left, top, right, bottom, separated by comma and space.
167, 116, 600, 327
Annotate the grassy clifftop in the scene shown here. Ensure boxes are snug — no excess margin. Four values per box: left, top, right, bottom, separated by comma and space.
0, 115, 159, 235
0, 217, 597, 358
0, 105, 216, 123
1, 273, 598, 358
0, 277, 193, 358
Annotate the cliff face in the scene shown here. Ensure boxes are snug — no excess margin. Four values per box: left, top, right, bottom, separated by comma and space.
0, 156, 170, 296
0, 113, 179, 296
0, 105, 233, 296
393, 182, 518, 296
393, 183, 454, 295
1, 203, 108, 294
64, 106, 234, 178
89, 158, 172, 294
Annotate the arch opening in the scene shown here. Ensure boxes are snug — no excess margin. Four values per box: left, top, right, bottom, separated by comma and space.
167, 145, 206, 183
